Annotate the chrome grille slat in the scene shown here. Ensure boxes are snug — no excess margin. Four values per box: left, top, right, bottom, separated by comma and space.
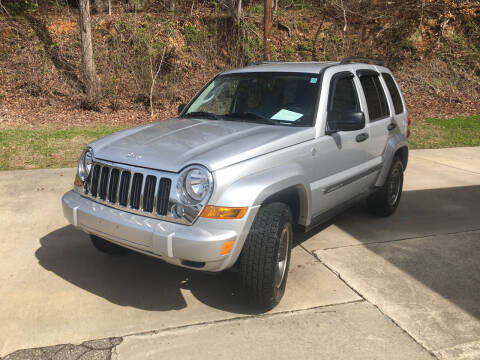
115, 169, 123, 204
151, 177, 159, 214
126, 171, 135, 209
104, 167, 112, 202
84, 160, 175, 221
138, 174, 147, 211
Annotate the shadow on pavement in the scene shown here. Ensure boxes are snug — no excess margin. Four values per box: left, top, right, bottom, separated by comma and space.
36, 226, 257, 315
297, 185, 480, 246
37, 185, 479, 318
299, 185, 480, 320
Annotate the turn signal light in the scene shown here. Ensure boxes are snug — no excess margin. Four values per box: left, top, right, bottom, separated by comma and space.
74, 174, 83, 187
221, 240, 235, 255
200, 206, 247, 219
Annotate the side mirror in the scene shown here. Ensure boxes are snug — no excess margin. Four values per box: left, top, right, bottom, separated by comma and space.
177, 103, 186, 115
336, 111, 365, 132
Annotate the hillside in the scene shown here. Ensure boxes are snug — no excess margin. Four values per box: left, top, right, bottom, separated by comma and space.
1, 0, 479, 132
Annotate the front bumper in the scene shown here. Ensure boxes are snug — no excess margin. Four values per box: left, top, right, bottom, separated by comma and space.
62, 191, 258, 271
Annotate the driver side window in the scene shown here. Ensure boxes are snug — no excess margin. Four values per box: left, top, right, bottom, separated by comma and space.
327, 76, 360, 130
192, 79, 239, 114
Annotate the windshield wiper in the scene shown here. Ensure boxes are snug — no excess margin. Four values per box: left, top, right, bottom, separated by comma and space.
223, 112, 277, 125
184, 111, 220, 120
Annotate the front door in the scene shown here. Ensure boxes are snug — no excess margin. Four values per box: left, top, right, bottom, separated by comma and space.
310, 71, 375, 218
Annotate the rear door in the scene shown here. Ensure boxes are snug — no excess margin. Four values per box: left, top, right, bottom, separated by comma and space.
381, 71, 408, 137
356, 70, 392, 160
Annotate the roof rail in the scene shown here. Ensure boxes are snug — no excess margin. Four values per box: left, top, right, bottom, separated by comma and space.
340, 56, 384, 66
250, 60, 284, 66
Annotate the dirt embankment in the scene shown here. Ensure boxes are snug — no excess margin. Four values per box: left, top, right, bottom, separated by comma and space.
0, 1, 479, 130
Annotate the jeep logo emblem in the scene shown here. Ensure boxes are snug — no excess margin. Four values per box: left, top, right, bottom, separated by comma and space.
126, 152, 143, 160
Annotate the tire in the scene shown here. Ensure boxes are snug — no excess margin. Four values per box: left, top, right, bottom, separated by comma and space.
90, 235, 132, 255
367, 156, 404, 216
238, 202, 293, 310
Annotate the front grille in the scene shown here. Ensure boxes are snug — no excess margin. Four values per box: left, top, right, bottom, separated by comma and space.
85, 161, 172, 219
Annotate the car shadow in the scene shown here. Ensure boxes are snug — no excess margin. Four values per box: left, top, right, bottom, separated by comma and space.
297, 185, 480, 320
37, 185, 480, 318
36, 226, 257, 315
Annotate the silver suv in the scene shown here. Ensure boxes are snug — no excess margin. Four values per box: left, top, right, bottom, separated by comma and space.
63, 58, 409, 309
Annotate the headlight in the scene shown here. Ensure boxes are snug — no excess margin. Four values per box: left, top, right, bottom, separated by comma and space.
177, 166, 213, 204
78, 148, 93, 182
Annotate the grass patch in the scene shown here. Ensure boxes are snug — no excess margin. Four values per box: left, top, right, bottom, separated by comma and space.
409, 115, 480, 149
1, 115, 479, 171
0, 126, 128, 171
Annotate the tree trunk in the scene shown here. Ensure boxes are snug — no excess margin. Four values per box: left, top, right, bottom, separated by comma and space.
169, 0, 175, 11
236, 0, 241, 19
93, 0, 106, 12
78, 0, 99, 103
226, 0, 241, 22
264, 0, 272, 60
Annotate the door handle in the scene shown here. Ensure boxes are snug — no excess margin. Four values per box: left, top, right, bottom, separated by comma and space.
356, 133, 369, 142
388, 123, 397, 131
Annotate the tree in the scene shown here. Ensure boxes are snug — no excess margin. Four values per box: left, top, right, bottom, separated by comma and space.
221, 0, 242, 22
93, 0, 105, 12
78, 0, 100, 106
169, 0, 175, 11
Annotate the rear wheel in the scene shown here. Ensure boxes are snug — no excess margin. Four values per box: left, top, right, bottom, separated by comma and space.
90, 235, 132, 255
367, 156, 404, 216
238, 202, 293, 310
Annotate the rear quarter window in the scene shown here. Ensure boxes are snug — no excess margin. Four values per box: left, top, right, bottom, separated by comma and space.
382, 73, 404, 114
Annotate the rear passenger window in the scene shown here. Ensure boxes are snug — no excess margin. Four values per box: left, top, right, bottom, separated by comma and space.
328, 76, 359, 129
382, 73, 404, 114
359, 75, 389, 121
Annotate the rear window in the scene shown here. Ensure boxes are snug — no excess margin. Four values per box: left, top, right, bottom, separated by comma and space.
382, 73, 404, 114
359, 75, 389, 121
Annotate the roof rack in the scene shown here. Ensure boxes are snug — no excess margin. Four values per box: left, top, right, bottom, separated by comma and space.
250, 60, 285, 66
340, 56, 384, 66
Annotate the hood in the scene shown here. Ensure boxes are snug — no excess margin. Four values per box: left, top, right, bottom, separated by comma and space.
90, 118, 315, 172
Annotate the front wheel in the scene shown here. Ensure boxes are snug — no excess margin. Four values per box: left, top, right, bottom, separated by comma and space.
367, 156, 404, 216
238, 202, 293, 310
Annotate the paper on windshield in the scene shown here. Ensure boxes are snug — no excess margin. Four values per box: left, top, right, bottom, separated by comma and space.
271, 109, 303, 122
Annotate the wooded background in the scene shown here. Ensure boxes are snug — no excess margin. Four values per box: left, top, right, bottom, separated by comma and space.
0, 0, 479, 128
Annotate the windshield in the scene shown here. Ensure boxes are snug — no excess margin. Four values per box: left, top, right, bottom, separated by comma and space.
183, 72, 320, 126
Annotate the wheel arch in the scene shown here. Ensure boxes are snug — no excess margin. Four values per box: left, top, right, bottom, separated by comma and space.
261, 184, 309, 227
375, 134, 409, 187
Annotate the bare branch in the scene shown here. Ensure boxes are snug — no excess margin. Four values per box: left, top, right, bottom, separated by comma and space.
0, 0, 11, 17
150, 45, 167, 117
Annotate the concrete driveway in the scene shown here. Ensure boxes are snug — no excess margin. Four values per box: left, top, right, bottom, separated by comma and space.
0, 147, 479, 360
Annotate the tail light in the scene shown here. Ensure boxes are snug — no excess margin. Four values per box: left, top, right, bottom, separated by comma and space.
407, 117, 412, 137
